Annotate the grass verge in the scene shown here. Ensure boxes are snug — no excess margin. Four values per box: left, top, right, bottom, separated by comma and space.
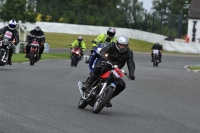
12, 53, 70, 63
188, 65, 200, 72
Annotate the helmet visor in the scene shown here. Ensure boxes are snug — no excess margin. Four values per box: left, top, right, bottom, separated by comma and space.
9, 24, 16, 29
107, 32, 115, 37
117, 43, 128, 53
78, 39, 82, 42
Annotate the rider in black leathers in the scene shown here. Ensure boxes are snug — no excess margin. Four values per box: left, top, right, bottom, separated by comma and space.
0, 19, 19, 65
82, 35, 135, 107
25, 26, 45, 59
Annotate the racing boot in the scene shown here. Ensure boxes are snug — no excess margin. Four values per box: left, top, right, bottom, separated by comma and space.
85, 59, 90, 64
25, 54, 30, 58
106, 101, 112, 108
159, 56, 162, 62
38, 54, 41, 60
82, 73, 98, 91
7, 57, 12, 65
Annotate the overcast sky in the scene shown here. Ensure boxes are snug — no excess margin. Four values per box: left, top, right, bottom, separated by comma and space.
138, 0, 153, 11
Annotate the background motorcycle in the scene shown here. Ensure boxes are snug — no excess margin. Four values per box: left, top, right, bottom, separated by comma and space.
29, 40, 40, 65
89, 42, 110, 74
152, 49, 160, 67
78, 61, 133, 114
70, 46, 82, 67
0, 39, 13, 66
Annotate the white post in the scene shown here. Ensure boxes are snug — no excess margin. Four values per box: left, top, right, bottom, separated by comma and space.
24, 30, 26, 41
18, 23, 21, 40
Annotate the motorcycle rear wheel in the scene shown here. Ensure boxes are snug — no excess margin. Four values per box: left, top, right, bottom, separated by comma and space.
92, 86, 114, 114
0, 50, 4, 60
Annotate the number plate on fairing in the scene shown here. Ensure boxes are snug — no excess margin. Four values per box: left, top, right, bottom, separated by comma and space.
31, 41, 39, 47
153, 50, 159, 54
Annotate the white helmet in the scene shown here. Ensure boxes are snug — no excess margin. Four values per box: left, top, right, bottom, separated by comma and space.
34, 26, 41, 32
115, 35, 129, 53
8, 19, 17, 30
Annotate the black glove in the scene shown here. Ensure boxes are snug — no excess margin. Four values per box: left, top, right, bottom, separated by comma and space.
92, 40, 97, 44
129, 74, 135, 80
9, 43, 13, 48
13, 43, 17, 46
90, 49, 94, 54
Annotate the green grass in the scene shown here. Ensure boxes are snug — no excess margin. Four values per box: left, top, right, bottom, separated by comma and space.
12, 53, 70, 63
188, 66, 200, 71
129, 39, 153, 52
44, 32, 154, 52
45, 33, 96, 49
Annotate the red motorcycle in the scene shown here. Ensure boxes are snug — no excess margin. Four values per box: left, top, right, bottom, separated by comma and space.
29, 40, 40, 65
78, 61, 134, 114
70, 46, 82, 67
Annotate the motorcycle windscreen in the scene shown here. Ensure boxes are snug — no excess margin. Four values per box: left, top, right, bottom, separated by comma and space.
100, 71, 111, 79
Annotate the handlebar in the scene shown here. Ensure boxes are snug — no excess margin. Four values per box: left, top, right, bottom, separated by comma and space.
0, 40, 15, 47
101, 60, 113, 67
125, 73, 134, 83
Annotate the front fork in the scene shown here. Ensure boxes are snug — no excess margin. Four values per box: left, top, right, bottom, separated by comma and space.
96, 78, 116, 98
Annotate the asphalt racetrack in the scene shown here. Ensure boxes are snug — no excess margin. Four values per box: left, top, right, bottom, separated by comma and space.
0, 51, 200, 133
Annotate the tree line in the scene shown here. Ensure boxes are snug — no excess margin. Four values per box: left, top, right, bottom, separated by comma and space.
0, 0, 191, 37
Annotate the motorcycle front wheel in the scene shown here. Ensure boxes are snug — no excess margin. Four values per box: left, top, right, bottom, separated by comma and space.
153, 56, 156, 67
92, 86, 114, 114
156, 61, 159, 67
71, 54, 78, 67
30, 51, 35, 65
155, 56, 159, 67
0, 50, 4, 65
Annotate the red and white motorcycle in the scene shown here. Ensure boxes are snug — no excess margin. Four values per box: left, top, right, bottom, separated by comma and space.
78, 61, 134, 114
